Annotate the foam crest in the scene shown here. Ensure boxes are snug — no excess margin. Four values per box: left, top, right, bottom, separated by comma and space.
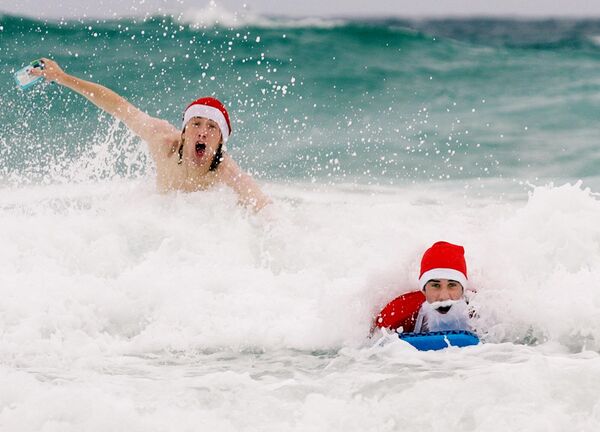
473, 181, 600, 350
177, 1, 344, 29
588, 35, 600, 46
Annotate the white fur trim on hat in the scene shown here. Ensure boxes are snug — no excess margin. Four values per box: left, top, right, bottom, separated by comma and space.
182, 104, 230, 142
419, 268, 468, 290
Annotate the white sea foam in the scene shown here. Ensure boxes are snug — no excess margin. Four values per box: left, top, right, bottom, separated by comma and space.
588, 35, 600, 46
1, 177, 599, 352
1, 176, 600, 430
177, 1, 345, 30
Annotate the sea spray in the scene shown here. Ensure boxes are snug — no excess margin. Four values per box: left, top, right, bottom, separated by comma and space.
3, 15, 600, 185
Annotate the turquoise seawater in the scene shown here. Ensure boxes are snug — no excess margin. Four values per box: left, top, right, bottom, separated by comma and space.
2, 14, 600, 185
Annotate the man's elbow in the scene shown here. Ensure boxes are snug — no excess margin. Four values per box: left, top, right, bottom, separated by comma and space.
239, 191, 272, 213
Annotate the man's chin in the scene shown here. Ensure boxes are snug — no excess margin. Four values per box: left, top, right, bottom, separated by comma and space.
420, 299, 470, 332
188, 153, 210, 168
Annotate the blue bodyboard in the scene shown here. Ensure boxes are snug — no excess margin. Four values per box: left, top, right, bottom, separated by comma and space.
398, 330, 480, 351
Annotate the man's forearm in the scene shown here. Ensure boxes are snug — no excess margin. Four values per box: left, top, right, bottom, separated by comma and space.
57, 74, 134, 120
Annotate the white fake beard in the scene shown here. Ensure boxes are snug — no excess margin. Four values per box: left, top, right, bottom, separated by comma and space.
416, 299, 471, 333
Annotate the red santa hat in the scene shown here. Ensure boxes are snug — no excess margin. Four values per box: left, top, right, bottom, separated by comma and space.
182, 97, 232, 143
418, 241, 468, 290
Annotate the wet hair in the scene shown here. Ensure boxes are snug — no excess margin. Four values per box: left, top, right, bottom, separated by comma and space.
209, 143, 223, 171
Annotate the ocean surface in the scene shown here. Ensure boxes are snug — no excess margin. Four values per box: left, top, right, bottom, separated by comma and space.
2, 4, 600, 431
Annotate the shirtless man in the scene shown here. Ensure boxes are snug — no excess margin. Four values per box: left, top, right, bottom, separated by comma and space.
32, 58, 271, 212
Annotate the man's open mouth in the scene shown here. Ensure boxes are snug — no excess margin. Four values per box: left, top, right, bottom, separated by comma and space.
435, 305, 452, 314
195, 142, 206, 158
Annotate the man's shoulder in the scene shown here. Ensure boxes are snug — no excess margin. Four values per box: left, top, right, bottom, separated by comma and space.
145, 130, 179, 162
375, 290, 425, 332
145, 121, 179, 144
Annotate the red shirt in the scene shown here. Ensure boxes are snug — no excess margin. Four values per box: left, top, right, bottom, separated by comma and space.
375, 291, 426, 333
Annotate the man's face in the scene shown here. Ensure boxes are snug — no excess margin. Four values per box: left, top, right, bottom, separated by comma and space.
423, 279, 464, 304
182, 117, 222, 167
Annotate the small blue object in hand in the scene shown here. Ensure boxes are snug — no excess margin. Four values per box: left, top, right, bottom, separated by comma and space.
14, 59, 45, 90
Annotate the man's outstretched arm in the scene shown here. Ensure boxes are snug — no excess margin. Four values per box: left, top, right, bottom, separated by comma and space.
32, 58, 177, 156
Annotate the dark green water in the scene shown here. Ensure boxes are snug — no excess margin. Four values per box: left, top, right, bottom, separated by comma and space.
2, 14, 600, 185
